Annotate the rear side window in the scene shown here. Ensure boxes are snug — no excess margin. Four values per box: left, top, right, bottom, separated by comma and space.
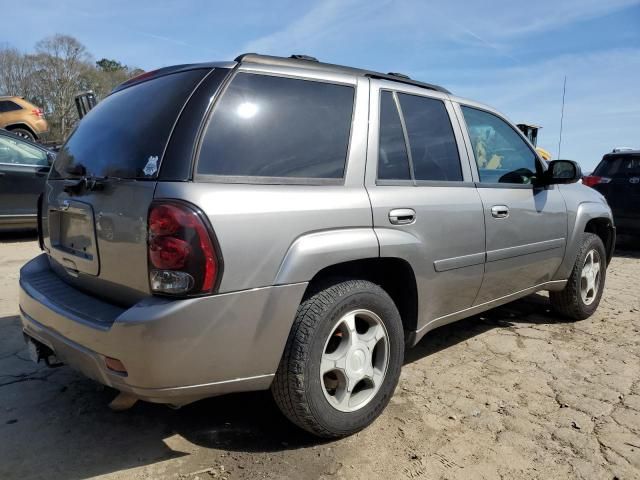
51, 69, 209, 179
197, 73, 354, 180
378, 91, 411, 180
0, 100, 23, 113
593, 155, 640, 177
397, 93, 462, 181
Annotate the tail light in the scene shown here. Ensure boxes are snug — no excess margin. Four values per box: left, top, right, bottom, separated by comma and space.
148, 201, 222, 296
583, 175, 611, 188
32, 108, 44, 118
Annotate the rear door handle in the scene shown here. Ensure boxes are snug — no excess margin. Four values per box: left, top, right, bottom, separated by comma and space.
389, 208, 416, 225
491, 205, 510, 219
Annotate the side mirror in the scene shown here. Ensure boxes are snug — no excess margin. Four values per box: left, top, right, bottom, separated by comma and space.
46, 152, 56, 166
544, 160, 582, 185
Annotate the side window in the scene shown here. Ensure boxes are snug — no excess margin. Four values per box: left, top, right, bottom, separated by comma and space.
397, 93, 462, 181
198, 73, 354, 179
0, 101, 23, 113
0, 136, 48, 166
461, 106, 538, 184
378, 91, 411, 180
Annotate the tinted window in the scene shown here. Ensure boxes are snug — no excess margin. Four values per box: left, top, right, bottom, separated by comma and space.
462, 106, 538, 184
51, 69, 208, 179
198, 73, 354, 179
0, 134, 48, 166
594, 155, 640, 177
378, 91, 410, 180
397, 93, 462, 181
0, 100, 22, 113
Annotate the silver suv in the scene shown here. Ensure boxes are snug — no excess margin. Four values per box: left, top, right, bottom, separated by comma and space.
19, 54, 615, 438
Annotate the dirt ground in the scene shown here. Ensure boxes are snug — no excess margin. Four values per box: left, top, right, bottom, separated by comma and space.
1, 232, 639, 480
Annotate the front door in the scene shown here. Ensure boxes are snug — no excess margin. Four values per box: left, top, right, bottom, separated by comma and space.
366, 81, 486, 331
457, 104, 568, 304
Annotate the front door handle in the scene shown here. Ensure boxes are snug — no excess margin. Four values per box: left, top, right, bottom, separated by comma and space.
389, 208, 416, 225
491, 205, 510, 219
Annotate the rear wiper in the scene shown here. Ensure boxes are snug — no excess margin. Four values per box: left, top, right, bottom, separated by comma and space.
63, 176, 120, 195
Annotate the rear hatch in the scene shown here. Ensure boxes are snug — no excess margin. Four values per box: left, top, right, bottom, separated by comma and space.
42, 68, 211, 306
592, 154, 640, 225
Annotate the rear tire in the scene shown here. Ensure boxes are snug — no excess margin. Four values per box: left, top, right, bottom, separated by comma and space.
550, 233, 607, 320
9, 128, 36, 142
272, 279, 404, 438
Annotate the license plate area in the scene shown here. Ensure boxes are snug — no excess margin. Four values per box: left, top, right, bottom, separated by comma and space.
49, 201, 100, 275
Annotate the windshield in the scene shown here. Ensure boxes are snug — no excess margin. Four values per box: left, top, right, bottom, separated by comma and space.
51, 69, 209, 179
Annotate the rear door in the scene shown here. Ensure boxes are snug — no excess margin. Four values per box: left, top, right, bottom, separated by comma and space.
366, 80, 485, 328
42, 68, 216, 305
456, 103, 567, 304
0, 133, 49, 218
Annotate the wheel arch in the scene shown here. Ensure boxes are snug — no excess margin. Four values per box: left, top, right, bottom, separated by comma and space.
4, 123, 38, 139
554, 201, 615, 279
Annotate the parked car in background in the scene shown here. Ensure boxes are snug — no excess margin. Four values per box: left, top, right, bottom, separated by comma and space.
19, 54, 615, 438
0, 96, 49, 141
0, 129, 54, 231
584, 149, 640, 236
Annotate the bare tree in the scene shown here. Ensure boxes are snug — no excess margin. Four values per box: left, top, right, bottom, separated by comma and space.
0, 35, 142, 142
30, 35, 93, 139
0, 46, 39, 100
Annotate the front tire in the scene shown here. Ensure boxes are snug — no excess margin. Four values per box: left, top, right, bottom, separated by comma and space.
550, 233, 607, 320
272, 279, 404, 438
9, 128, 36, 142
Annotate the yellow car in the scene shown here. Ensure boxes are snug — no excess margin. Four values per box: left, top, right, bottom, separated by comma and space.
0, 96, 49, 141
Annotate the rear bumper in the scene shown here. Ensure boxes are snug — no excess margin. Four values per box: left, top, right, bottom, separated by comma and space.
19, 254, 306, 405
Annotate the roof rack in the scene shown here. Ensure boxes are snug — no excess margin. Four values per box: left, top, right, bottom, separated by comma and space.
233, 53, 450, 94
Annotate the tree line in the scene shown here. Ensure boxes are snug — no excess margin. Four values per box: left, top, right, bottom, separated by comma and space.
0, 34, 143, 142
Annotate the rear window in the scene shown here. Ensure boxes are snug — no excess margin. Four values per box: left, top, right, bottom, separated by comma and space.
593, 155, 640, 177
51, 69, 209, 179
197, 73, 354, 180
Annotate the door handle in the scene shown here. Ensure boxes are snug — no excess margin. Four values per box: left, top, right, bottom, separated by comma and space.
389, 208, 416, 225
491, 205, 510, 219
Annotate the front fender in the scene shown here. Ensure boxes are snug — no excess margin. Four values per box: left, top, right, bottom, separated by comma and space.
274, 228, 379, 285
554, 201, 614, 280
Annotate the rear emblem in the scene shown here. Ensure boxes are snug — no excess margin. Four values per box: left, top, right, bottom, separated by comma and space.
61, 200, 70, 211
630, 177, 640, 184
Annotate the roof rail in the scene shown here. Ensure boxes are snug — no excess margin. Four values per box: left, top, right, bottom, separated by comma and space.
290, 54, 319, 62
233, 53, 451, 94
612, 147, 635, 153
388, 72, 410, 79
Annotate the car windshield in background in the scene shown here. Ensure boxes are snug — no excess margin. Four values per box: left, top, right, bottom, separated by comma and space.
594, 155, 640, 177
51, 69, 210, 180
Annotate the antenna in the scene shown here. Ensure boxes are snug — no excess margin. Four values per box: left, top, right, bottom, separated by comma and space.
558, 76, 567, 159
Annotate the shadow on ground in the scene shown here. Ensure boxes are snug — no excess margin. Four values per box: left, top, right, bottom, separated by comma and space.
0, 230, 37, 244
614, 234, 640, 259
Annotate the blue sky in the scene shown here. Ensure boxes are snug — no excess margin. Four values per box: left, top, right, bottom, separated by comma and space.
4, 0, 640, 170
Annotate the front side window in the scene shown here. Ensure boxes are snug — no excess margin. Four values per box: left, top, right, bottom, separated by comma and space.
197, 73, 355, 179
378, 91, 411, 180
0, 135, 48, 166
462, 106, 538, 184
397, 93, 462, 181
